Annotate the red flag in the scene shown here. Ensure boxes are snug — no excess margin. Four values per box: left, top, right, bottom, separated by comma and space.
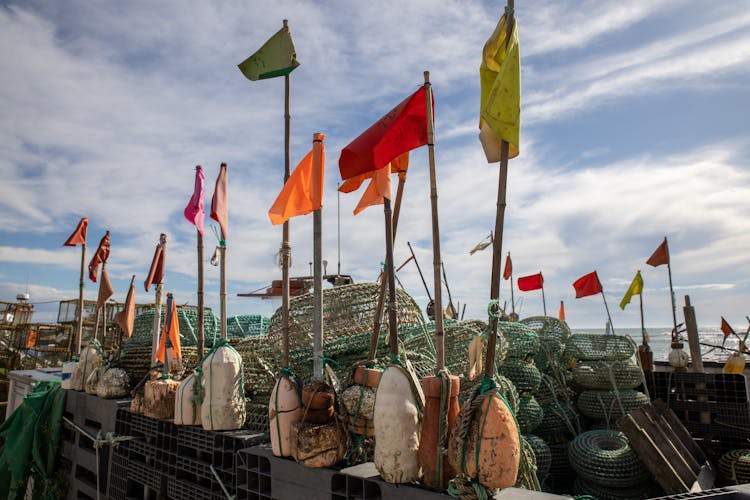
518, 272, 543, 291
339, 86, 431, 181
144, 234, 166, 292
63, 217, 88, 246
558, 300, 566, 321
115, 278, 136, 338
503, 253, 512, 280
573, 271, 602, 298
211, 163, 228, 240
339, 152, 409, 193
646, 237, 670, 267
184, 166, 205, 236
721, 317, 735, 341
88, 231, 110, 282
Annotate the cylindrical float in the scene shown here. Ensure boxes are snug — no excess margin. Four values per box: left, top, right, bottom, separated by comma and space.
269, 374, 301, 457
418, 373, 460, 489
144, 378, 179, 420
201, 342, 245, 430
175, 371, 202, 426
96, 366, 130, 399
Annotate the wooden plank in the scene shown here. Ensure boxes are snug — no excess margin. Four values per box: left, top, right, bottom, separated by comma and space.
643, 407, 702, 475
651, 399, 707, 463
634, 408, 698, 487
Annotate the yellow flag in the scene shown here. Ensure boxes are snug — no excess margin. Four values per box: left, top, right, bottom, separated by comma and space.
479, 13, 521, 163
619, 270, 644, 310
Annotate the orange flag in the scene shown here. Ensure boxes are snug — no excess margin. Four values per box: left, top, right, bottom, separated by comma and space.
96, 268, 115, 310
720, 316, 735, 345
339, 153, 409, 193
646, 237, 670, 267
115, 277, 136, 338
354, 164, 392, 215
210, 163, 228, 240
144, 234, 166, 292
558, 300, 566, 321
503, 253, 512, 280
63, 217, 88, 246
156, 293, 181, 363
88, 231, 111, 282
268, 133, 326, 225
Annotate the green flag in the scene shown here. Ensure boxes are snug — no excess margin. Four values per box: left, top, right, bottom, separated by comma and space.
238, 25, 299, 81
619, 270, 644, 310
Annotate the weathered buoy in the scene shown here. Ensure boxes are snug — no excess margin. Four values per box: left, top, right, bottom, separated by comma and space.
373, 365, 421, 483
269, 374, 301, 457
418, 373, 460, 489
84, 365, 102, 394
130, 392, 144, 414
96, 366, 130, 399
143, 378, 179, 420
73, 343, 102, 391
201, 342, 245, 430
174, 371, 202, 426
290, 420, 346, 467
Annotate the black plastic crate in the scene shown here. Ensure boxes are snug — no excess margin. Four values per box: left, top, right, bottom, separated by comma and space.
168, 478, 217, 500
236, 447, 272, 500
128, 439, 157, 466
177, 424, 226, 463
115, 408, 131, 436
129, 411, 159, 444
127, 459, 163, 491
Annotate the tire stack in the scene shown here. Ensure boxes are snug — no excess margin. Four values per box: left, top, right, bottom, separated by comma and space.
566, 334, 648, 428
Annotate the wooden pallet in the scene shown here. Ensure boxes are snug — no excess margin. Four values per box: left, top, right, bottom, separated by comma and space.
618, 399, 715, 495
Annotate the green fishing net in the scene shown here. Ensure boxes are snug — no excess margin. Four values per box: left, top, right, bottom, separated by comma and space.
517, 394, 543, 434
524, 434, 551, 475
535, 401, 581, 442
501, 322, 540, 358
564, 334, 636, 362
576, 389, 650, 423
520, 316, 571, 344
572, 360, 644, 390
499, 358, 542, 393
568, 430, 649, 487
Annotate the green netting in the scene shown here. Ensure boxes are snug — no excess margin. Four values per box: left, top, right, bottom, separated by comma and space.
576, 389, 650, 423
572, 360, 644, 390
515, 436, 542, 491
119, 345, 204, 387
499, 358, 542, 393
517, 394, 543, 434
501, 322, 540, 358
547, 441, 575, 484
719, 449, 750, 485
568, 430, 649, 487
227, 315, 269, 338
520, 316, 571, 344
534, 338, 563, 373
122, 306, 219, 350
535, 374, 575, 406
563, 334, 636, 362
573, 476, 662, 500
535, 401, 581, 441
524, 434, 551, 475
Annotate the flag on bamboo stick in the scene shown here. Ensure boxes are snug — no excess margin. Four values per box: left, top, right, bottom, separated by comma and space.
339, 87, 431, 181
573, 271, 602, 298
96, 268, 115, 311
184, 166, 205, 236
115, 278, 136, 338
339, 153, 409, 193
269, 134, 326, 225
88, 231, 110, 282
619, 270, 644, 310
211, 163, 228, 240
518, 272, 543, 291
144, 235, 166, 292
25, 329, 37, 349
469, 233, 493, 255
721, 317, 735, 344
238, 25, 299, 81
63, 217, 88, 246
156, 295, 181, 363
558, 300, 566, 321
479, 12, 521, 163
646, 237, 670, 267
353, 164, 391, 215
503, 253, 512, 280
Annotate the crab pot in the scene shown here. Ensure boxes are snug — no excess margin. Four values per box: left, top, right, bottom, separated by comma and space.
373, 365, 421, 483
269, 375, 302, 456
418, 374, 460, 489
144, 378, 179, 420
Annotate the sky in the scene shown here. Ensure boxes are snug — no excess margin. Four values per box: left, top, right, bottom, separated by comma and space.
1, 0, 749, 330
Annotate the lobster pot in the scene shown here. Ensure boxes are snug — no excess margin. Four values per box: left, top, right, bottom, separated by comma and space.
144, 378, 179, 420
524, 434, 551, 475
517, 395, 543, 434
175, 372, 202, 426
61, 362, 77, 390
269, 376, 301, 456
576, 390, 649, 424
96, 367, 130, 399
500, 358, 542, 393
73, 344, 102, 391
572, 360, 644, 390
201, 344, 246, 430
84, 365, 103, 394
373, 365, 421, 483
290, 420, 346, 468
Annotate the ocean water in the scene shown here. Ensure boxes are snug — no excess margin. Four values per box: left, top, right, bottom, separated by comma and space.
570, 326, 738, 363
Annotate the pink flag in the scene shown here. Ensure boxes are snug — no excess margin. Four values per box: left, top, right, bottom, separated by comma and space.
211, 163, 228, 240
184, 166, 205, 236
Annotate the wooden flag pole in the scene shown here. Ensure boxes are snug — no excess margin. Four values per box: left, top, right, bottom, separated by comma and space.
313, 206, 324, 379
76, 243, 86, 355
407, 241, 433, 309
384, 197, 399, 357
423, 71, 445, 371
368, 171, 407, 361
220, 241, 227, 340
484, 0, 514, 379
93, 262, 105, 342
151, 233, 166, 366
197, 229, 205, 357
509, 253, 516, 316
667, 250, 678, 341
441, 262, 456, 319
163, 292, 174, 377
541, 281, 547, 317
600, 289, 615, 335
281, 18, 292, 368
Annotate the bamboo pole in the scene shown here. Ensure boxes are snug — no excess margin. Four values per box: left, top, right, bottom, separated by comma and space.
197, 230, 204, 357
423, 71, 445, 371
281, 18, 292, 368
163, 292, 173, 377
407, 241, 433, 304
508, 252, 515, 316
384, 197, 399, 357
220, 242, 227, 339
667, 256, 679, 341
601, 289, 615, 335
313, 207, 323, 379
441, 262, 456, 319
93, 262, 105, 342
76, 243, 86, 355
541, 282, 547, 317
150, 233, 166, 365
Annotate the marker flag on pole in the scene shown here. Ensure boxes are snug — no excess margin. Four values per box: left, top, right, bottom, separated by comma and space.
646, 237, 670, 267
238, 25, 299, 81
269, 134, 326, 225
96, 268, 115, 311
144, 239, 165, 292
573, 271, 602, 298
479, 13, 521, 162
210, 163, 229, 241
184, 166, 205, 236
558, 300, 566, 321
63, 217, 88, 246
619, 270, 644, 310
338, 153, 409, 194
353, 164, 392, 215
469, 233, 493, 255
88, 231, 110, 282
503, 253, 512, 280
518, 272, 543, 291
115, 279, 136, 338
721, 317, 735, 346
156, 294, 181, 363
339, 86, 431, 181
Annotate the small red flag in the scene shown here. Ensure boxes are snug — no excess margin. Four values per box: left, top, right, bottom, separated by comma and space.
647, 237, 670, 267
88, 231, 110, 282
558, 300, 566, 321
63, 217, 88, 247
518, 272, 543, 291
211, 163, 228, 240
144, 234, 166, 292
503, 253, 512, 280
573, 271, 602, 298
115, 278, 136, 338
184, 166, 205, 236
339, 86, 431, 181
721, 317, 735, 340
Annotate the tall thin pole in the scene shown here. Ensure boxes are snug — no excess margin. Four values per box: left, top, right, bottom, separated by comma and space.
424, 71, 445, 371
667, 258, 678, 341
163, 292, 173, 377
407, 241, 433, 303
337, 183, 341, 276
220, 242, 227, 339
93, 262, 105, 342
197, 230, 204, 357
441, 262, 455, 319
313, 207, 323, 379
76, 243, 86, 355
639, 284, 646, 344
541, 283, 547, 317
508, 253, 515, 315
484, 0, 514, 378
150, 234, 166, 365
384, 197, 399, 357
281, 19, 292, 368
601, 289, 615, 335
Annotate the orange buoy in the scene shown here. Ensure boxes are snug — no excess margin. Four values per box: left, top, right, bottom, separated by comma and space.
418, 374, 460, 489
